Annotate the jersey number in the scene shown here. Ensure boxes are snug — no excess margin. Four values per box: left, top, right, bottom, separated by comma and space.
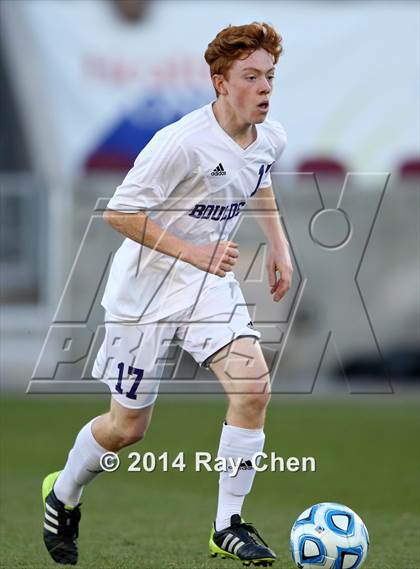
250, 163, 273, 197
115, 362, 144, 400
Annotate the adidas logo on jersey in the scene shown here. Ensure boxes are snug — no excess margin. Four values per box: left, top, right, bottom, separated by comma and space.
211, 163, 226, 176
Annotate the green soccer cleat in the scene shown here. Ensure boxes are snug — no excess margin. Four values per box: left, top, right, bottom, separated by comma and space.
209, 514, 276, 567
42, 470, 81, 565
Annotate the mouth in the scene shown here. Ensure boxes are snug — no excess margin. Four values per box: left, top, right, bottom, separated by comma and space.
257, 101, 269, 112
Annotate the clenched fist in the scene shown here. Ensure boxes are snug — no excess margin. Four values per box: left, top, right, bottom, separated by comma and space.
188, 241, 239, 277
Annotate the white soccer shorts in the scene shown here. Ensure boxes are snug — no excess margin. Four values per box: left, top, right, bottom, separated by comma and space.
92, 279, 260, 409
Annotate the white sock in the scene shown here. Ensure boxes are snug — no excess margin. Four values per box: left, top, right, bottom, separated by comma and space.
215, 422, 265, 531
54, 417, 108, 506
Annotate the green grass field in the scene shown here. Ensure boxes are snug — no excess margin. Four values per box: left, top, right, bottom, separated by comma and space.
0, 395, 419, 569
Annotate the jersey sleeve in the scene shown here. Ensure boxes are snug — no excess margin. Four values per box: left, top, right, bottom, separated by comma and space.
107, 128, 191, 212
260, 122, 287, 188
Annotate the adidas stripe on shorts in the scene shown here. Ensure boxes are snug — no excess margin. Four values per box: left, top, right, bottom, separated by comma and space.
92, 279, 260, 409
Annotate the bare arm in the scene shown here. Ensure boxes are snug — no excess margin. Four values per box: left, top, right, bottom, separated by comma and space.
251, 186, 293, 301
103, 209, 239, 278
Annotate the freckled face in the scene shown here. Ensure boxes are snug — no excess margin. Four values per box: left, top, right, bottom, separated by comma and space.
219, 48, 276, 124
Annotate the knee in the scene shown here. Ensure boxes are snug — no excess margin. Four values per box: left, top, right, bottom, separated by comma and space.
111, 416, 148, 449
233, 381, 271, 417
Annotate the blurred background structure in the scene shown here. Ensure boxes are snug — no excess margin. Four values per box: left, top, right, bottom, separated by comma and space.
0, 0, 419, 394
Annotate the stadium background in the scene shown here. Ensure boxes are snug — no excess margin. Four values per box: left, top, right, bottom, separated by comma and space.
0, 1, 419, 568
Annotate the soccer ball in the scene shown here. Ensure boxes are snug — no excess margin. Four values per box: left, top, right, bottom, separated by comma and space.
290, 502, 369, 569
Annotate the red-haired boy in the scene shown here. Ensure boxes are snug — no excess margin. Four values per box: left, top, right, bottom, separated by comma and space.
42, 22, 292, 567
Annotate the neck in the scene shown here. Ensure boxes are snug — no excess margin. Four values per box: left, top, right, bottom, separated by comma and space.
212, 99, 256, 149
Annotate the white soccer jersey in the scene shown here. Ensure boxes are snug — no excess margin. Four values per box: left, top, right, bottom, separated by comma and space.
102, 102, 287, 322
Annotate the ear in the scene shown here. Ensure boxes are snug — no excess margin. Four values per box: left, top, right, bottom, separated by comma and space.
212, 74, 228, 96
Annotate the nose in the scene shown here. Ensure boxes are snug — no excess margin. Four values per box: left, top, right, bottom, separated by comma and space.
258, 77, 271, 94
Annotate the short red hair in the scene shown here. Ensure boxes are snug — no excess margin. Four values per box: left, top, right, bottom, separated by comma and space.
204, 22, 283, 78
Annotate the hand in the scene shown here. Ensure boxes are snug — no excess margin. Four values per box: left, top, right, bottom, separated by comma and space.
267, 245, 293, 302
189, 241, 239, 277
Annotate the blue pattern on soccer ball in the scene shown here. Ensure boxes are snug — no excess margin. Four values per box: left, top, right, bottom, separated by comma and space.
333, 545, 364, 569
292, 504, 319, 528
325, 508, 355, 536
298, 534, 327, 564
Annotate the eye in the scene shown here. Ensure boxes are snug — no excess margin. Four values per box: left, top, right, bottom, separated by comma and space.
246, 76, 257, 81
267, 75, 275, 81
